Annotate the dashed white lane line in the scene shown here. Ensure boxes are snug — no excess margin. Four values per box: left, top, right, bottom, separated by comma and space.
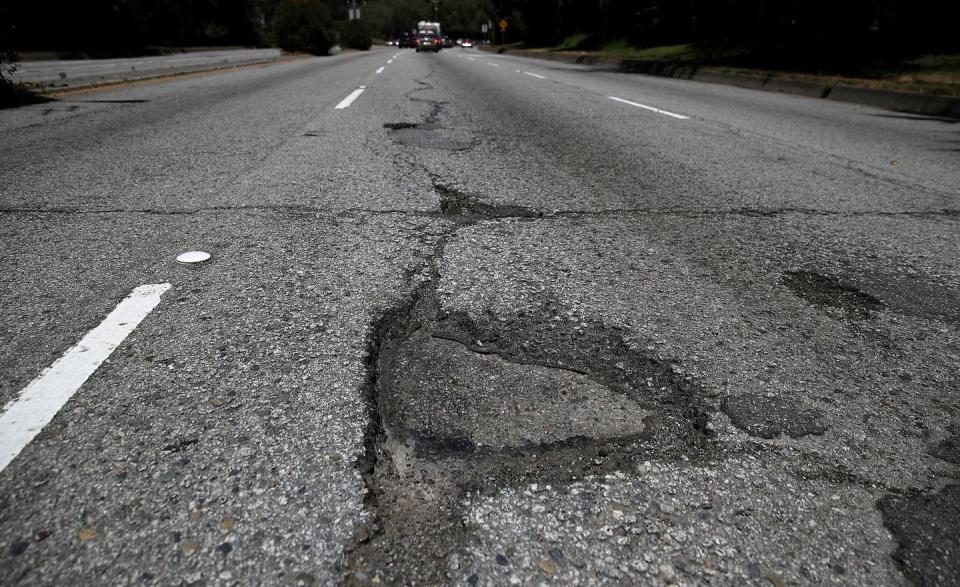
387, 59, 393, 64
335, 86, 366, 109
487, 62, 500, 67
376, 66, 385, 74
608, 96, 689, 120
0, 283, 171, 473
522, 71, 547, 79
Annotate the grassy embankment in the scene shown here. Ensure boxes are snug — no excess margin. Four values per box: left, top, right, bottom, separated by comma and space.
513, 36, 960, 96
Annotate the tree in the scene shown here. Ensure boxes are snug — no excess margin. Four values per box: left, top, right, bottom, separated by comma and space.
273, 0, 336, 54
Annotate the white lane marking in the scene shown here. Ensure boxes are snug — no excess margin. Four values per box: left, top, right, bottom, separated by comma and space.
335, 87, 366, 109
487, 62, 500, 67
387, 59, 393, 64
376, 66, 385, 74
467, 57, 477, 61
608, 96, 689, 120
0, 283, 171, 473
522, 71, 546, 80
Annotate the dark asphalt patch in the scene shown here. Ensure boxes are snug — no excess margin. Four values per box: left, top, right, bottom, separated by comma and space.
928, 425, 960, 464
722, 393, 828, 439
343, 241, 716, 584
384, 121, 472, 151
782, 270, 884, 317
877, 485, 960, 586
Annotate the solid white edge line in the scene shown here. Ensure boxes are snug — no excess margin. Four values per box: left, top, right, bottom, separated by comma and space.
522, 71, 547, 80
608, 96, 689, 120
0, 283, 172, 473
376, 66, 385, 74
335, 88, 366, 110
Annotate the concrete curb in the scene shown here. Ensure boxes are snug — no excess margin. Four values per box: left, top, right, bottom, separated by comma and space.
826, 85, 960, 119
30, 56, 296, 95
493, 49, 960, 120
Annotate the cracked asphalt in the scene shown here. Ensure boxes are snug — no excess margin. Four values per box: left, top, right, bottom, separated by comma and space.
1, 46, 959, 586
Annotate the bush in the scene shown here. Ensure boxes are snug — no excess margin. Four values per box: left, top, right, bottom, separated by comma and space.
273, 0, 336, 56
338, 20, 372, 51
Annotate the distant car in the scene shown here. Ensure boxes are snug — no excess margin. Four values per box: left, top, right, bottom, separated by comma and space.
461, 39, 474, 48
441, 36, 454, 48
398, 32, 416, 48
415, 33, 441, 52
385, 39, 398, 46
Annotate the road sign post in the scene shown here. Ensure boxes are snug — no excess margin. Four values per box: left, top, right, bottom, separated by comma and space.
498, 18, 508, 45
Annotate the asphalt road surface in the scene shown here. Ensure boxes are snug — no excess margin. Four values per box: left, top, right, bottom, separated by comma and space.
1, 46, 959, 586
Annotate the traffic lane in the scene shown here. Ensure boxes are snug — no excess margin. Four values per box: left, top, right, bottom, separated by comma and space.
424, 213, 957, 585
346, 50, 960, 583
0, 209, 445, 584
0, 50, 391, 212
0, 49, 402, 407
426, 51, 956, 214
11, 49, 286, 86
217, 50, 445, 213
376, 52, 959, 326
478, 52, 960, 199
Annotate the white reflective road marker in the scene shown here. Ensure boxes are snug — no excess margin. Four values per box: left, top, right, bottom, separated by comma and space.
376, 66, 385, 74
176, 250, 210, 264
0, 283, 172, 473
522, 71, 546, 79
608, 96, 689, 120
335, 86, 366, 109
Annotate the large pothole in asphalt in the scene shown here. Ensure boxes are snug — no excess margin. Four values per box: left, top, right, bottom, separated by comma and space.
343, 269, 716, 584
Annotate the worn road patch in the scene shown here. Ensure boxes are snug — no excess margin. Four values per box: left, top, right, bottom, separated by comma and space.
877, 485, 960, 586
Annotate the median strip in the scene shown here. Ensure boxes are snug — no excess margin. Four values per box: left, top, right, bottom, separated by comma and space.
336, 86, 366, 110
608, 96, 689, 120
0, 283, 171, 473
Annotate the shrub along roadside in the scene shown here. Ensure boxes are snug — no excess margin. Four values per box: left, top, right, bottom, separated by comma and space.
273, 0, 336, 56
338, 20, 372, 51
1, 8, 49, 109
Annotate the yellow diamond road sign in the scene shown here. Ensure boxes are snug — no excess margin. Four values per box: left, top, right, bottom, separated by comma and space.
499, 19, 508, 32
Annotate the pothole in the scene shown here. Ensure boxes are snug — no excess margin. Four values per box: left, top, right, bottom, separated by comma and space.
383, 119, 472, 151
434, 182, 541, 220
782, 270, 884, 317
343, 251, 716, 584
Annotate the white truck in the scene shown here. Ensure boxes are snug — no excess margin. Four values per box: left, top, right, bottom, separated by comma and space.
417, 21, 442, 38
